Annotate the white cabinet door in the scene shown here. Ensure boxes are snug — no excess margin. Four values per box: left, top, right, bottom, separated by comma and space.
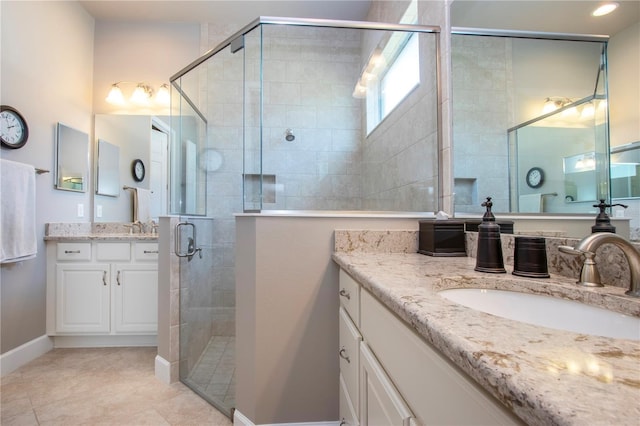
113, 264, 158, 333
56, 263, 110, 333
360, 342, 413, 426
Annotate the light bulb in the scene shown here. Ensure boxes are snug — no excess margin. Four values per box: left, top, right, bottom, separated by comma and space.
105, 84, 125, 105
130, 84, 151, 105
581, 102, 595, 119
542, 98, 557, 114
155, 84, 170, 106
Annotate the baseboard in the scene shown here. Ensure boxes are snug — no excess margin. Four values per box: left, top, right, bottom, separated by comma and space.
52, 335, 157, 348
0, 334, 53, 377
233, 409, 340, 426
155, 354, 171, 384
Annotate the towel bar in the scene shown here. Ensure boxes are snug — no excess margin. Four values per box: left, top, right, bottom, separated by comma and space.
35, 168, 49, 174
123, 185, 153, 193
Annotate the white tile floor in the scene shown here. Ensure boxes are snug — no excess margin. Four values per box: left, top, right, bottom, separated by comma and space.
1, 347, 232, 426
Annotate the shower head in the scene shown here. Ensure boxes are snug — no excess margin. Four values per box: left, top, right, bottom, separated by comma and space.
285, 128, 295, 142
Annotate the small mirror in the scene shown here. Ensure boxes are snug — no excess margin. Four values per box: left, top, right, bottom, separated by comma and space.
55, 123, 89, 192
96, 139, 120, 197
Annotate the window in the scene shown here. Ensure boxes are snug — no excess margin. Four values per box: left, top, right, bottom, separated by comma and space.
380, 34, 420, 117
364, 32, 421, 134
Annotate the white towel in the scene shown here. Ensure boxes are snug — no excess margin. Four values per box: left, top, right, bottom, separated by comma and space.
1, 159, 37, 263
133, 187, 152, 223
519, 193, 543, 213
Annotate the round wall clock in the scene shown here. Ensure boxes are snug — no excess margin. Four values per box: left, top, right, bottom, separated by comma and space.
132, 159, 145, 182
1, 105, 29, 149
525, 167, 544, 188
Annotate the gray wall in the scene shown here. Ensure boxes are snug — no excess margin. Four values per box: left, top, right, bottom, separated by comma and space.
0, 1, 94, 354
0, 2, 201, 355
235, 214, 429, 424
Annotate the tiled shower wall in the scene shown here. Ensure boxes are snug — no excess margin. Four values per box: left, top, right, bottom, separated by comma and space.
253, 24, 365, 210
452, 35, 512, 213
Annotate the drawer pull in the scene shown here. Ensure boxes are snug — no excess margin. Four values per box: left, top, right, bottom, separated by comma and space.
116, 271, 121, 286
143, 250, 159, 254
64, 250, 81, 254
339, 289, 350, 300
339, 347, 350, 363
102, 271, 107, 286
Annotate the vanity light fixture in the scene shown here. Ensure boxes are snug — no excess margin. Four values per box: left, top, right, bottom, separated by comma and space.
592, 2, 619, 17
105, 82, 169, 107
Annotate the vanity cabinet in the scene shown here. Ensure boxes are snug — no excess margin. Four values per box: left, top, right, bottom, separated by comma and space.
47, 240, 158, 346
338, 268, 522, 426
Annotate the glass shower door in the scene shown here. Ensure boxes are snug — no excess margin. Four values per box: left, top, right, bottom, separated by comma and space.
170, 30, 247, 418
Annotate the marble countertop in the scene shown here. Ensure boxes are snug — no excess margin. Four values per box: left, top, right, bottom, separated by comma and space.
332, 252, 640, 426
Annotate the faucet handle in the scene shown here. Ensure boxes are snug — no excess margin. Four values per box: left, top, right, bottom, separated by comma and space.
577, 251, 603, 287
558, 245, 586, 256
558, 246, 603, 287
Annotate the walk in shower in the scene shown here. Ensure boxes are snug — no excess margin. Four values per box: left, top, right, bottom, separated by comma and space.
169, 16, 440, 417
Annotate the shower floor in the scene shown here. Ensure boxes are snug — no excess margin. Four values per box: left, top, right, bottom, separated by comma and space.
185, 335, 235, 415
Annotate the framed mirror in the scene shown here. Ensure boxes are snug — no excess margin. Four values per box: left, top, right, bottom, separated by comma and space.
96, 139, 120, 197
55, 123, 89, 192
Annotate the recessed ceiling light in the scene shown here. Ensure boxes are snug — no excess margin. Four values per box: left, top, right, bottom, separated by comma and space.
592, 2, 619, 17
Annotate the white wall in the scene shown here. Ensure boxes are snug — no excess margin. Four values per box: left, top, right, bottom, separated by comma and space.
0, 1, 95, 353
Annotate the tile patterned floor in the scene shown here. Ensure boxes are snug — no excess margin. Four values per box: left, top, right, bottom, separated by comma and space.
184, 336, 235, 414
0, 347, 232, 426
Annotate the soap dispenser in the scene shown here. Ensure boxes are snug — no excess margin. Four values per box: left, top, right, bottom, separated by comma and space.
591, 199, 628, 233
475, 197, 506, 273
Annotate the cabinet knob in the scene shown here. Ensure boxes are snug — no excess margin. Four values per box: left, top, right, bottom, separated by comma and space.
116, 270, 121, 286
339, 289, 350, 300
339, 347, 350, 363
102, 271, 107, 286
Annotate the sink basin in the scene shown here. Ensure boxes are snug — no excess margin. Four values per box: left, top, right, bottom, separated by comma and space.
439, 288, 640, 341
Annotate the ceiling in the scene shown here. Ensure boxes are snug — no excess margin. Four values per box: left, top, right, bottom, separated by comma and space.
451, 1, 640, 37
80, 1, 639, 37
79, 0, 372, 24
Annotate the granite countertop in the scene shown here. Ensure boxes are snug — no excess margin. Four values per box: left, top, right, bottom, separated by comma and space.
332, 252, 640, 426
44, 222, 158, 241
44, 234, 158, 241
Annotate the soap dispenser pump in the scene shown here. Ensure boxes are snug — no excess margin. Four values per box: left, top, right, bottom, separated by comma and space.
475, 197, 506, 273
591, 199, 628, 233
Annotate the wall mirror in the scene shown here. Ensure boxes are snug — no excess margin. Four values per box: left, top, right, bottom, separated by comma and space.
93, 115, 171, 222
451, 31, 609, 215
96, 139, 120, 197
611, 141, 640, 199
55, 123, 89, 193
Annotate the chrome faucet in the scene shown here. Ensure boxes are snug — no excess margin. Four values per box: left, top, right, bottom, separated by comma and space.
559, 233, 640, 297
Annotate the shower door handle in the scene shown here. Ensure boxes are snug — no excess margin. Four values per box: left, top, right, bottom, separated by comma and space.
174, 222, 202, 259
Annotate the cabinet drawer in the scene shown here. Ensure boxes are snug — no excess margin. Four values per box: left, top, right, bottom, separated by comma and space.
134, 243, 159, 261
56, 243, 91, 261
96, 243, 131, 261
339, 373, 360, 426
339, 306, 362, 408
339, 269, 360, 326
